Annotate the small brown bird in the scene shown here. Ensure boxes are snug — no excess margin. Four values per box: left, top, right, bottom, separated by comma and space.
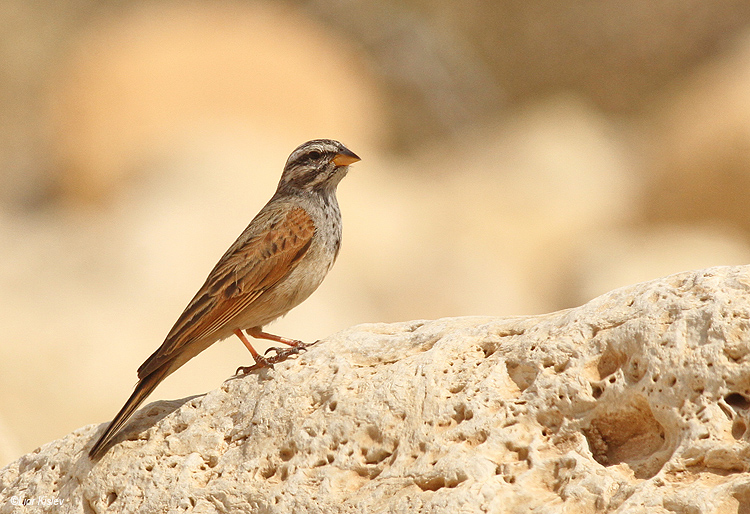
89, 139, 359, 459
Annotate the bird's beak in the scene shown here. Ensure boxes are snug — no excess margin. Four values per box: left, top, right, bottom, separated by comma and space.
332, 148, 361, 167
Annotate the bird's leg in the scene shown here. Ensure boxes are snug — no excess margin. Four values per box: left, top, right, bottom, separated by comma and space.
247, 327, 315, 362
234, 329, 274, 375
247, 327, 305, 347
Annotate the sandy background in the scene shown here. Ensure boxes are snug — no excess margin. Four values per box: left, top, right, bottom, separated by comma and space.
3, 0, 750, 465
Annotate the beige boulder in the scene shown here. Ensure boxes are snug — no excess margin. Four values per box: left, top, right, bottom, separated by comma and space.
2, 265, 750, 513
641, 33, 750, 236
46, 0, 384, 203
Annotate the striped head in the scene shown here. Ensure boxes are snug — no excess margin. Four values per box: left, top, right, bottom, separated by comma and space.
277, 139, 360, 194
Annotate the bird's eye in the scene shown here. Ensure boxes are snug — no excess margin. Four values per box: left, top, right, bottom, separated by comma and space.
308, 151, 322, 160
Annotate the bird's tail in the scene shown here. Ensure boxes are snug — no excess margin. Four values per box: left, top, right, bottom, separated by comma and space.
88, 363, 171, 459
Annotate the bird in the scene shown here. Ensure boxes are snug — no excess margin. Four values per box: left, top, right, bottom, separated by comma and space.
88, 139, 360, 459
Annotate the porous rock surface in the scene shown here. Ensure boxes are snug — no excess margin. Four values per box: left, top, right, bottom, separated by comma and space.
4, 266, 750, 513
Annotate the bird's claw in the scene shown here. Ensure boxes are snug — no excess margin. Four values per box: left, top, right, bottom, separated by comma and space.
264, 345, 305, 359
238, 341, 320, 375
236, 355, 274, 376
264, 340, 318, 359
235, 365, 257, 375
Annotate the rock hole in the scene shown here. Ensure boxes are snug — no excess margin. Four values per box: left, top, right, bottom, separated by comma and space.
506, 361, 538, 392
417, 476, 446, 491
106, 492, 117, 507
732, 485, 750, 514
733, 419, 748, 440
363, 447, 393, 465
279, 447, 295, 462
583, 396, 669, 479
591, 383, 603, 399
328, 400, 337, 412
260, 466, 276, 479
626, 356, 646, 383
724, 345, 749, 362
449, 383, 465, 394
598, 344, 627, 380
725, 393, 750, 410
355, 466, 377, 478
503, 441, 528, 462
367, 425, 383, 443
452, 404, 473, 424
415, 471, 467, 491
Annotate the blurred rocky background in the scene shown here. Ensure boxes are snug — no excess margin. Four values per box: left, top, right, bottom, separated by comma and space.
3, 0, 750, 464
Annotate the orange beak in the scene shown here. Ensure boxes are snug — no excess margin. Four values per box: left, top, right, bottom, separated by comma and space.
332, 148, 361, 167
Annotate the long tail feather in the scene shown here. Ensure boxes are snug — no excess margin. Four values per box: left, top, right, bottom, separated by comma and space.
88, 363, 171, 459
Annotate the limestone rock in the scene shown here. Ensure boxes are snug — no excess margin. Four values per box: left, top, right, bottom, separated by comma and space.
3, 266, 750, 513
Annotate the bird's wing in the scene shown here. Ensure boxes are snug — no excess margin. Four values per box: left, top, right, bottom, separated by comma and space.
137, 205, 315, 378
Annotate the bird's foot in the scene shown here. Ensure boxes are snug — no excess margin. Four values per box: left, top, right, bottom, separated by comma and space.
235, 354, 275, 375
236, 340, 320, 375
264, 340, 318, 362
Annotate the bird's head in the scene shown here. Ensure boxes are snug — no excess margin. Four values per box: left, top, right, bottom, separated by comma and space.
277, 139, 360, 194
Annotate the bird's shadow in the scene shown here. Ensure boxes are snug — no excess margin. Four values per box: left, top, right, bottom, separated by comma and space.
88, 363, 278, 460
88, 393, 204, 460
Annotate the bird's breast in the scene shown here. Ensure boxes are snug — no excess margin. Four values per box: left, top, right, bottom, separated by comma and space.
238, 195, 342, 329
